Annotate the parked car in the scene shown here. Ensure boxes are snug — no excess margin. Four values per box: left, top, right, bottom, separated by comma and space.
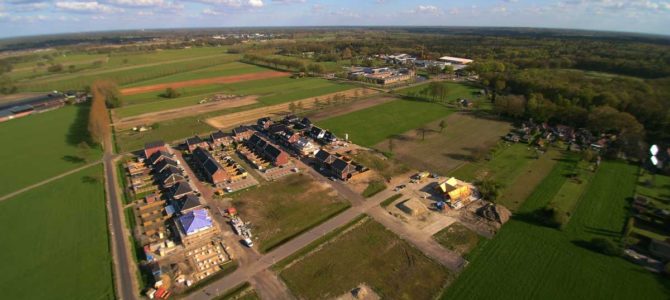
243, 238, 254, 247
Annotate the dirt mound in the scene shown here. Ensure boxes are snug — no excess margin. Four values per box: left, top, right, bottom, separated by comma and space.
120, 70, 290, 95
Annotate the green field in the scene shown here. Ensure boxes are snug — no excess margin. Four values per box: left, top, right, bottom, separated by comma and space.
0, 164, 114, 299
10, 47, 231, 84
122, 62, 268, 87
636, 170, 670, 210
230, 174, 350, 253
280, 217, 452, 299
17, 53, 240, 92
115, 77, 353, 118
316, 99, 453, 147
396, 81, 484, 104
433, 222, 482, 256
0, 105, 102, 196
442, 161, 670, 299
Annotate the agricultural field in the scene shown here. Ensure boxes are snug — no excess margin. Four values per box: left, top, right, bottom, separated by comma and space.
230, 174, 350, 253
0, 164, 114, 300
122, 62, 269, 88
279, 217, 452, 300
17, 53, 240, 92
316, 99, 453, 147
442, 161, 670, 300
9, 47, 231, 83
0, 105, 102, 196
115, 76, 353, 119
374, 112, 512, 176
433, 222, 482, 256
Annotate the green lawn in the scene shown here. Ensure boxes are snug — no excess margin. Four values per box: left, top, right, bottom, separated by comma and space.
636, 170, 670, 210
449, 143, 537, 190
280, 217, 452, 300
0, 164, 114, 300
0, 105, 102, 196
442, 161, 670, 299
316, 99, 453, 147
230, 174, 350, 253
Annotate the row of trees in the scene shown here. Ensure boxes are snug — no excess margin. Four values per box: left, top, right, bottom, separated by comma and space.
88, 80, 111, 146
242, 54, 326, 74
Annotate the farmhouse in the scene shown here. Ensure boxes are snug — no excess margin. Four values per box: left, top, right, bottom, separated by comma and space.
185, 136, 208, 152
232, 125, 254, 141
244, 133, 290, 166
210, 131, 233, 148
145, 140, 168, 160
192, 147, 229, 185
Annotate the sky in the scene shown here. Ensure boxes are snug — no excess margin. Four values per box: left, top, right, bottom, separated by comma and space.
0, 0, 669, 38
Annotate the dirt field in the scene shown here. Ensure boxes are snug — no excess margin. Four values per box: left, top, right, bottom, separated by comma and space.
205, 88, 376, 129
113, 96, 258, 129
309, 96, 396, 121
120, 70, 289, 95
374, 112, 512, 175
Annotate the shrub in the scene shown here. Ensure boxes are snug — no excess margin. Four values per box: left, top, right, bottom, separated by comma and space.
163, 87, 181, 99
590, 238, 622, 256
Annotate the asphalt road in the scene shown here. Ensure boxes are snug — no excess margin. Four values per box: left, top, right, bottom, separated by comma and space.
102, 136, 138, 300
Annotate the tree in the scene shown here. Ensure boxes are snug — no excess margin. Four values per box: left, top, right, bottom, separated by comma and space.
439, 120, 447, 133
88, 81, 111, 146
341, 47, 353, 59
477, 178, 501, 201
288, 102, 297, 114
163, 87, 180, 98
416, 127, 428, 141
92, 80, 122, 108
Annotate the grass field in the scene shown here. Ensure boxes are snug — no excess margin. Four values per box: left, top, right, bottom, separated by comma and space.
433, 222, 482, 256
442, 161, 670, 299
374, 112, 512, 177
0, 105, 102, 196
230, 174, 350, 252
279, 219, 452, 299
280, 217, 452, 300
396, 81, 484, 104
115, 76, 353, 119
0, 164, 114, 300
316, 99, 453, 147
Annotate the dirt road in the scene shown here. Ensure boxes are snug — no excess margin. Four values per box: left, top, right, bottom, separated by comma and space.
205, 88, 377, 129
120, 71, 290, 96
113, 96, 258, 130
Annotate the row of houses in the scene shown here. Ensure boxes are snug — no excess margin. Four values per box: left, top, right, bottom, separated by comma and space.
240, 133, 290, 168
314, 150, 368, 181
191, 147, 248, 186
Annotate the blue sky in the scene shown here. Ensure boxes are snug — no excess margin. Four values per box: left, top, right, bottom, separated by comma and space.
0, 0, 669, 38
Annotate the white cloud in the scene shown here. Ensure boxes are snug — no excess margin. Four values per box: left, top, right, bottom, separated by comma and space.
55, 1, 123, 13
189, 0, 263, 8
202, 7, 223, 15
410, 5, 443, 15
